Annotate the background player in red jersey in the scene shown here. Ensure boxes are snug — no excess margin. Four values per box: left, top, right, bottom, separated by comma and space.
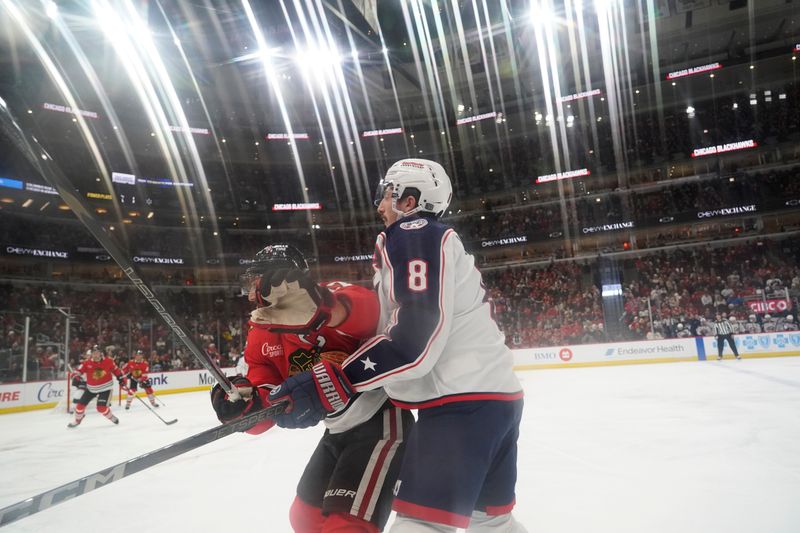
68, 345, 124, 428
211, 244, 413, 533
121, 349, 159, 410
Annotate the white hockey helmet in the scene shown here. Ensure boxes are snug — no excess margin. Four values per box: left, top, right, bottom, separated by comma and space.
374, 159, 452, 218
787, 315, 794, 321
764, 314, 772, 320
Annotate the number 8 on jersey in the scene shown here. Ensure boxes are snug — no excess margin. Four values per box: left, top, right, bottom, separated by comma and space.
407, 259, 428, 292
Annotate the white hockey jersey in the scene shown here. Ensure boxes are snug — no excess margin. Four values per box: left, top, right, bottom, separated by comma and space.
341, 216, 523, 408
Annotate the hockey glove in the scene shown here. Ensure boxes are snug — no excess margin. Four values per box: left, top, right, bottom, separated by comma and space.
117, 375, 127, 386
268, 360, 354, 429
210, 376, 263, 423
255, 269, 335, 333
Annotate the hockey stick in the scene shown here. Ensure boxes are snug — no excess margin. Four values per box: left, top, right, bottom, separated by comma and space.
0, 402, 286, 528
128, 375, 167, 406
0, 100, 241, 399
122, 385, 177, 425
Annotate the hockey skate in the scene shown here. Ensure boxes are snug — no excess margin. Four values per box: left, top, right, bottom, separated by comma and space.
67, 419, 82, 428
109, 414, 119, 424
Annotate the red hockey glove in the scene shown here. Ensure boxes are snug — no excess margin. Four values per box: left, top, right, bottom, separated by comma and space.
210, 376, 263, 423
268, 360, 353, 429
255, 269, 335, 333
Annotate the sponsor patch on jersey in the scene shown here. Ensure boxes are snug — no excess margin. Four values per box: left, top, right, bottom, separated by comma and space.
400, 218, 428, 230
262, 343, 284, 358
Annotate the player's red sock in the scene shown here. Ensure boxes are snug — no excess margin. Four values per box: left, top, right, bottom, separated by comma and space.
289, 496, 325, 533
321, 513, 378, 533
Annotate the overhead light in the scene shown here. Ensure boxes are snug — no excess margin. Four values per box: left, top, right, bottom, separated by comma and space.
96, 207, 107, 214
122, 219, 132, 224
150, 132, 155, 136
27, 109, 33, 114
221, 138, 226, 143
213, 231, 218, 236
58, 204, 70, 210
147, 211, 154, 219
40, 201, 50, 211
266, 224, 271, 229
0, 197, 14, 204
128, 211, 139, 217
22, 199, 33, 208
109, 226, 115, 231
45, 0, 57, 19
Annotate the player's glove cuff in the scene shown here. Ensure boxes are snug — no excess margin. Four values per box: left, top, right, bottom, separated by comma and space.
268, 361, 353, 429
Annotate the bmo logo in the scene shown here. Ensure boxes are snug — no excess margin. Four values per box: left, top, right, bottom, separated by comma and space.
559, 348, 573, 362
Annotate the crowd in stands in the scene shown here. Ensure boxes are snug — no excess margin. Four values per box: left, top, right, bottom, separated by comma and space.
0, 283, 248, 382
2, 236, 799, 382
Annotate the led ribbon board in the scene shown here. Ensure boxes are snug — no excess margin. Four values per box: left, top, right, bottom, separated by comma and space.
691, 140, 757, 158
456, 112, 497, 126
559, 89, 601, 103
272, 203, 322, 211
536, 169, 591, 184
362, 128, 403, 137
266, 133, 309, 140
42, 102, 98, 119
666, 62, 722, 80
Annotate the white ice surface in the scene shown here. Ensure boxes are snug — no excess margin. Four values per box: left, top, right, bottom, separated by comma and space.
1, 357, 799, 533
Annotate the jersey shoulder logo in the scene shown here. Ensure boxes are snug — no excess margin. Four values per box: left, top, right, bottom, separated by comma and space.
400, 218, 428, 230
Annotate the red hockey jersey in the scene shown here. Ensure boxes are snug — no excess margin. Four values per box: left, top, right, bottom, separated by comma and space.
244, 282, 386, 434
75, 357, 123, 393
122, 360, 150, 381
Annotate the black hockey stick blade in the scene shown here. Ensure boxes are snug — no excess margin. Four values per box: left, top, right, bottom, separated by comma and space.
0, 402, 286, 528
127, 388, 178, 426
0, 102, 238, 397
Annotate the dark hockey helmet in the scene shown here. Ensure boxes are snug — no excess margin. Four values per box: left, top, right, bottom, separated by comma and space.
239, 244, 309, 295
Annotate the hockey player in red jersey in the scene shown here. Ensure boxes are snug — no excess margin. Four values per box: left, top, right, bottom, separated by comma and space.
121, 350, 159, 410
210, 244, 413, 533
68, 345, 124, 428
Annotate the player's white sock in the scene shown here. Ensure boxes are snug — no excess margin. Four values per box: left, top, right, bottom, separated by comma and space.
466, 511, 528, 532
389, 515, 456, 532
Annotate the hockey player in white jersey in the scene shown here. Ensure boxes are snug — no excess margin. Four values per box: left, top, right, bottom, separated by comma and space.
270, 159, 526, 532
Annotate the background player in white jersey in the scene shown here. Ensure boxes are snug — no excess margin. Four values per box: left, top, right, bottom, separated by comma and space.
270, 159, 527, 532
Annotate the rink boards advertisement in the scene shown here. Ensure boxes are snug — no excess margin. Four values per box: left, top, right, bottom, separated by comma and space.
3, 333, 800, 414
513, 332, 800, 370
0, 367, 235, 415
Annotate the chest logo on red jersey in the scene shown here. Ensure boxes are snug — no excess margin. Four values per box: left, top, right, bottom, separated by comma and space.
288, 349, 316, 375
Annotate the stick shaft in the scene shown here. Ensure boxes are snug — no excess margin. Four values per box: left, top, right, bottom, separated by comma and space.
0, 403, 285, 528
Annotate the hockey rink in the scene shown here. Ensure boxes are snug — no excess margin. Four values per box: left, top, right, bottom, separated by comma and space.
1, 357, 799, 533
